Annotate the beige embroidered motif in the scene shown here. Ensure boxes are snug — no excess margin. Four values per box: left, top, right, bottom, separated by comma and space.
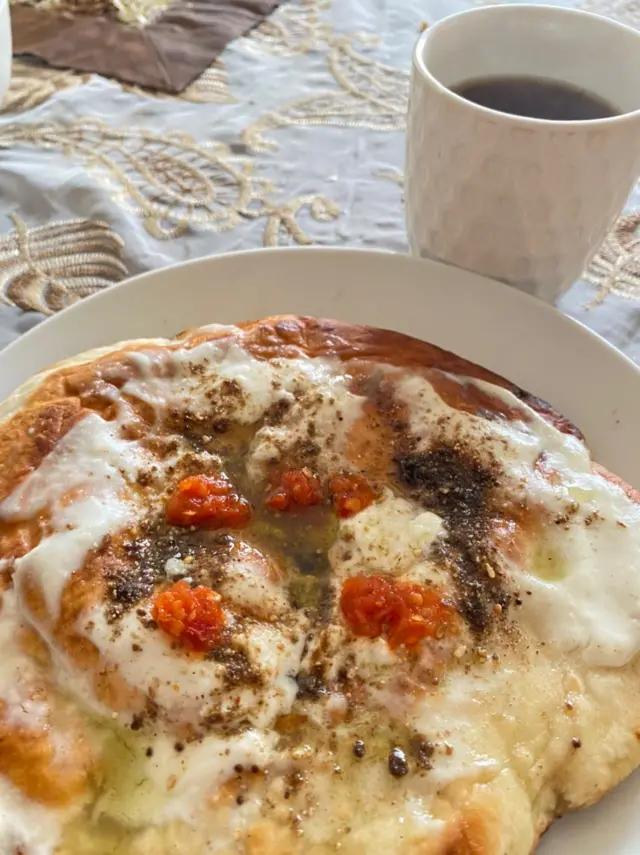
0, 120, 272, 239
168, 61, 235, 105
111, 0, 169, 26
263, 194, 340, 245
124, 60, 236, 105
374, 168, 404, 187
0, 119, 340, 245
10, 0, 169, 26
12, 0, 113, 16
244, 35, 409, 151
2, 59, 234, 114
584, 212, 640, 307
0, 214, 127, 314
240, 0, 332, 57
2, 61, 89, 114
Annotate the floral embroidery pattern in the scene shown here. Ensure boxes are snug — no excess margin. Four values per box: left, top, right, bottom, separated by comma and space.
0, 214, 127, 314
244, 35, 409, 151
239, 0, 332, 57
2, 61, 89, 114
0, 121, 272, 239
2, 58, 234, 114
263, 194, 339, 245
374, 168, 404, 187
584, 212, 640, 307
11, 0, 169, 26
123, 60, 236, 105
0, 120, 340, 245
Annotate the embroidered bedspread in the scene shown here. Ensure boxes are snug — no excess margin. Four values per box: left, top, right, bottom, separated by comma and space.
0, 0, 638, 358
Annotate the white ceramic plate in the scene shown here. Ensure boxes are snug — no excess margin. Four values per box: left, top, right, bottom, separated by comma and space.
1, 247, 639, 853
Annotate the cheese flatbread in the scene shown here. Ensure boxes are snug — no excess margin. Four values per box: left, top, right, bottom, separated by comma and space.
1, 316, 639, 855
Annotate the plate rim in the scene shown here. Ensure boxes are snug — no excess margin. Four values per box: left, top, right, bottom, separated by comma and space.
2, 245, 640, 851
2, 246, 638, 385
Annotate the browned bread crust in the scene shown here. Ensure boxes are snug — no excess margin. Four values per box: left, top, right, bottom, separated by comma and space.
6, 315, 585, 501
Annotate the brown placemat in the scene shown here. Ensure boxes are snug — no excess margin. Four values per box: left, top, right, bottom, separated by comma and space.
11, 0, 284, 94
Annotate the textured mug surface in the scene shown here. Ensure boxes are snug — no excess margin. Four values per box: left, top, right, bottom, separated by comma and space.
405, 5, 640, 304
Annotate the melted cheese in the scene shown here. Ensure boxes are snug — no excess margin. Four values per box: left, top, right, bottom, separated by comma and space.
0, 589, 48, 730
330, 489, 445, 581
394, 371, 640, 668
0, 592, 69, 850
0, 413, 149, 618
124, 340, 365, 441
125, 342, 281, 424
95, 728, 277, 827
3, 328, 640, 855
247, 379, 366, 481
123, 338, 367, 482
474, 379, 640, 668
296, 761, 450, 853
0, 774, 62, 855
86, 607, 305, 731
218, 543, 290, 618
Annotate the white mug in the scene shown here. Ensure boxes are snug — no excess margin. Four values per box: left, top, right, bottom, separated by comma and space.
405, 5, 640, 303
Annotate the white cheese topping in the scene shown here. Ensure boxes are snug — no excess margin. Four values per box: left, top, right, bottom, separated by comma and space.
0, 774, 62, 855
125, 341, 285, 424
485, 390, 640, 668
218, 546, 290, 618
124, 338, 364, 433
85, 607, 306, 730
95, 728, 278, 827
123, 337, 367, 480
149, 730, 277, 825
247, 376, 366, 481
330, 489, 445, 581
394, 372, 542, 476
4, 327, 640, 854
395, 370, 640, 668
0, 589, 48, 731
0, 413, 149, 619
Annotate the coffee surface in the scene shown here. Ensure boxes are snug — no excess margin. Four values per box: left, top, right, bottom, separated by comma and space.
453, 75, 618, 121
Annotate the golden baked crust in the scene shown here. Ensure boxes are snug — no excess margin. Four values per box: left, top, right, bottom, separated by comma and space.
1, 316, 639, 855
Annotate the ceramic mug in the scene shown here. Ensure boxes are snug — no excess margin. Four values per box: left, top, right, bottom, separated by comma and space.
405, 5, 640, 303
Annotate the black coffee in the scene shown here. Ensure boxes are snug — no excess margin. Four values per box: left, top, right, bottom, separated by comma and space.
453, 75, 618, 121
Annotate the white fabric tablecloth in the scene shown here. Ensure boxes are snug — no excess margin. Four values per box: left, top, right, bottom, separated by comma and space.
0, 0, 638, 359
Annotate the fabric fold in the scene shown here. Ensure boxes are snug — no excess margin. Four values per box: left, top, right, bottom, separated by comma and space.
11, 0, 283, 94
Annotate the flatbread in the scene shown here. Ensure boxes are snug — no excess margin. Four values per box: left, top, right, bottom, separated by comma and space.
1, 315, 640, 855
